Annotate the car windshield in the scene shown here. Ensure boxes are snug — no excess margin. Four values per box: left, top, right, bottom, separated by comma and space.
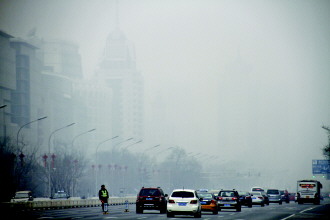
267, 190, 279, 194
219, 191, 235, 197
172, 191, 194, 198
238, 191, 248, 196
198, 193, 212, 199
251, 192, 261, 196
15, 193, 29, 198
139, 189, 160, 196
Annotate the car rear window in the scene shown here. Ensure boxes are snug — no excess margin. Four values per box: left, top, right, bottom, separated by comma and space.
198, 193, 212, 199
139, 189, 160, 196
15, 193, 29, 198
219, 191, 235, 197
267, 190, 279, 194
172, 191, 195, 198
252, 188, 264, 191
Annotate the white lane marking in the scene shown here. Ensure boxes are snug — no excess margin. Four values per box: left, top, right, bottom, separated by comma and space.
280, 214, 295, 220
300, 206, 316, 213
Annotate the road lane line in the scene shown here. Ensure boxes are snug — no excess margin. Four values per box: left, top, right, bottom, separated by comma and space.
300, 206, 316, 213
280, 214, 295, 220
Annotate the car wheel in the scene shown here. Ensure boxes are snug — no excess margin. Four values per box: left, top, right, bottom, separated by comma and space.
167, 212, 174, 217
236, 206, 241, 212
279, 201, 282, 205
248, 204, 252, 208
213, 209, 218, 214
261, 203, 265, 207
136, 207, 143, 214
194, 211, 202, 218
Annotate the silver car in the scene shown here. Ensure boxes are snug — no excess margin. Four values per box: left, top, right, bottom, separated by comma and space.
266, 189, 282, 205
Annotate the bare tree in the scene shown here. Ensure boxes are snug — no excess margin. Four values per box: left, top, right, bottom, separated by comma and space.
321, 125, 330, 160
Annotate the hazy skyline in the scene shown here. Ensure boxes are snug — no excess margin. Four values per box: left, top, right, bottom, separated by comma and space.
1, 0, 329, 190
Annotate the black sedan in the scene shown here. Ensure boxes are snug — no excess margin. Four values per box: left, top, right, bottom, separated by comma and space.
238, 191, 252, 207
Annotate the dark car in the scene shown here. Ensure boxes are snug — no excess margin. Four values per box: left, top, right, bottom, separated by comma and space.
136, 187, 168, 214
261, 192, 270, 205
217, 190, 241, 212
280, 189, 290, 203
238, 191, 252, 208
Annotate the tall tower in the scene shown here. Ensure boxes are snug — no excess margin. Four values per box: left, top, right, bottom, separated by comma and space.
96, 8, 143, 140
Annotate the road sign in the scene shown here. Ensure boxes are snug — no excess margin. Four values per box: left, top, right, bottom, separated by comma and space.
312, 160, 330, 174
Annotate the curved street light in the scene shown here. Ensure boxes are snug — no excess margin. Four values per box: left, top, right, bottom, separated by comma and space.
47, 122, 75, 197
139, 144, 160, 186
16, 116, 48, 149
1, 105, 7, 140
122, 140, 143, 151
94, 135, 119, 191
71, 128, 96, 148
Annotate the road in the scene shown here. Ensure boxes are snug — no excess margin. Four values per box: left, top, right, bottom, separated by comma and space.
6, 200, 329, 219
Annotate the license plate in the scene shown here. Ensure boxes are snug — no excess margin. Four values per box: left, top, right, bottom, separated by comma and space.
178, 202, 187, 206
224, 204, 231, 207
146, 198, 153, 200
201, 201, 206, 205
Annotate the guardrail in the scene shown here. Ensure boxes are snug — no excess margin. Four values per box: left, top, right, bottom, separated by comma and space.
2, 197, 136, 210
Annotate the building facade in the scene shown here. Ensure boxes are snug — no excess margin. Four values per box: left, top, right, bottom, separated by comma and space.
96, 27, 144, 141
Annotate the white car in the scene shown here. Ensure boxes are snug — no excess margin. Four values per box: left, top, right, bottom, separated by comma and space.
11, 191, 33, 202
167, 189, 202, 218
250, 191, 265, 207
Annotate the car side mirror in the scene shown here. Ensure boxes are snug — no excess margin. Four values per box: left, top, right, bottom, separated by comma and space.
199, 198, 203, 201
165, 194, 168, 197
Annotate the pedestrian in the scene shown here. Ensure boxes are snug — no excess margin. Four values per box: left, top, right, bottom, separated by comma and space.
98, 184, 109, 214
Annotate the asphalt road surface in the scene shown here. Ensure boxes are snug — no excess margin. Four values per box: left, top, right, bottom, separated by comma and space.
6, 199, 330, 219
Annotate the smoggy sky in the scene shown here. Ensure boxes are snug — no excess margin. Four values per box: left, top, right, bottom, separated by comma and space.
1, 0, 329, 189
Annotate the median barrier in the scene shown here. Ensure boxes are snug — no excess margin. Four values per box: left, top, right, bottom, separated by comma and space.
5, 197, 136, 210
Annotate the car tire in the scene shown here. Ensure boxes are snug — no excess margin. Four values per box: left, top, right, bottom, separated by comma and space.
236, 206, 241, 212
248, 204, 252, 208
167, 212, 174, 217
261, 203, 265, 207
213, 209, 218, 214
194, 211, 202, 218
136, 207, 143, 214
279, 201, 282, 205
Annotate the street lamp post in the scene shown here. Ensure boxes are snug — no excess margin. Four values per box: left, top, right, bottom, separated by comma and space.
139, 144, 160, 186
1, 105, 7, 142
94, 136, 119, 193
122, 140, 143, 151
47, 122, 75, 197
16, 116, 48, 151
71, 128, 96, 148
119, 139, 142, 195
70, 128, 96, 196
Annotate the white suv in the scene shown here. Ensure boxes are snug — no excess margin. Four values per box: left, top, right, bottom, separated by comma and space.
166, 189, 202, 218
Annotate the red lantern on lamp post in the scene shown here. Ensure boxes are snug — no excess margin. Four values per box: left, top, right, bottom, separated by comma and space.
42, 154, 48, 168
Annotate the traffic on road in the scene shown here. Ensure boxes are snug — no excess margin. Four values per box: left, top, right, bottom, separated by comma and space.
5, 185, 330, 219
6, 197, 330, 220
